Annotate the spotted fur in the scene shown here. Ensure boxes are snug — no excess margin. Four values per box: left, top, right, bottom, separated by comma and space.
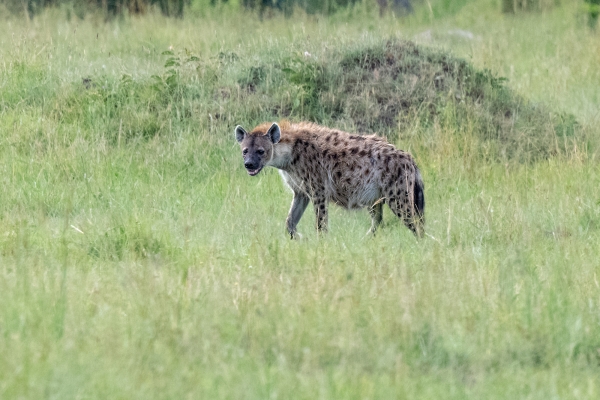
235, 121, 424, 238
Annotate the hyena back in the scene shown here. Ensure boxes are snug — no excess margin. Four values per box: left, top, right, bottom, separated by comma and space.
235, 121, 424, 238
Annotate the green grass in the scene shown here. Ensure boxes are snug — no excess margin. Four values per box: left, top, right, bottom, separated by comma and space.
1, 1, 600, 398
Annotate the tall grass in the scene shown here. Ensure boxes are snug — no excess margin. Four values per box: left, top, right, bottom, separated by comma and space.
1, 0, 599, 398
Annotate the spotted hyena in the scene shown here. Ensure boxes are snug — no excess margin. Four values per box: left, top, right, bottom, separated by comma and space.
235, 121, 424, 239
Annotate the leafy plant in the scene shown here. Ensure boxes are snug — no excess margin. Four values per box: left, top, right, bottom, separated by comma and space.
151, 49, 201, 96
585, 0, 600, 28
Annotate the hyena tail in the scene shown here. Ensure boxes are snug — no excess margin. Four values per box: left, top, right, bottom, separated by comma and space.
414, 166, 425, 221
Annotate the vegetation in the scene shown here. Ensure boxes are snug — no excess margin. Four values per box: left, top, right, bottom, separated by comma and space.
3, 0, 583, 19
2, 0, 367, 18
2, 0, 189, 17
501, 0, 557, 13
1, 0, 599, 398
585, 0, 600, 27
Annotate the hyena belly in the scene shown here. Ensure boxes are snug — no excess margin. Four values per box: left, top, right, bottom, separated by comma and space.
324, 156, 383, 210
328, 173, 381, 209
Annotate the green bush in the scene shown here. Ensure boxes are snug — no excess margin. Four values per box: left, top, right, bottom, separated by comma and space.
501, 0, 557, 13
237, 0, 361, 16
2, 0, 190, 18
585, 0, 600, 28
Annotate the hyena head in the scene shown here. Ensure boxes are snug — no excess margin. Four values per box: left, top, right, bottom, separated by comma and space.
235, 123, 280, 176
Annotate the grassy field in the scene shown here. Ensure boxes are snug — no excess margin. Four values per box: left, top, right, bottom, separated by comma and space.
1, 0, 600, 398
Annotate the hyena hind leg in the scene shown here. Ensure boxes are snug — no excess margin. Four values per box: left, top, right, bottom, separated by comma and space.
313, 195, 329, 235
366, 201, 384, 236
387, 196, 424, 238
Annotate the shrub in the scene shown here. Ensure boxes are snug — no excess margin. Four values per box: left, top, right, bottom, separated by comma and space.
3, 0, 190, 18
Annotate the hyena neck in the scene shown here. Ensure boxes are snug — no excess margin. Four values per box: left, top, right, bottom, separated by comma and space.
267, 141, 293, 170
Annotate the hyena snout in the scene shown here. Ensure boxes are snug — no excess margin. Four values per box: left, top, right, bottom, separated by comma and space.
244, 160, 257, 170
242, 151, 267, 176
244, 158, 261, 174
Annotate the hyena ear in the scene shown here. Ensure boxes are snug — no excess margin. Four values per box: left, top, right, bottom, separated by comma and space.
235, 125, 248, 143
266, 122, 281, 144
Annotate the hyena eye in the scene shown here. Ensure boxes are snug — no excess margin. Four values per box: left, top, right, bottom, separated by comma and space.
257, 149, 265, 155
242, 149, 248, 155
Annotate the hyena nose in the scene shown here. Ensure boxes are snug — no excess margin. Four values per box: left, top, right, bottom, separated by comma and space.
244, 161, 256, 170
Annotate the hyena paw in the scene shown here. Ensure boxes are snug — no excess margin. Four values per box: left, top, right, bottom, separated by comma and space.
290, 231, 303, 240
365, 228, 378, 237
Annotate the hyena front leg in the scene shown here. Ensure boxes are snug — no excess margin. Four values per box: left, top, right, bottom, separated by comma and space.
366, 201, 383, 236
313, 193, 328, 235
286, 192, 310, 239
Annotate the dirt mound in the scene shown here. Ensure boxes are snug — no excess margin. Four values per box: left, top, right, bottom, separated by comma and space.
337, 40, 499, 134
332, 40, 578, 162
252, 39, 579, 163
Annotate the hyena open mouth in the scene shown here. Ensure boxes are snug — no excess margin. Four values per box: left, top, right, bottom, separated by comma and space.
246, 167, 262, 176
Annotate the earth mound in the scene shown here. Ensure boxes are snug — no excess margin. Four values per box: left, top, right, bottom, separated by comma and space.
240, 39, 579, 163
